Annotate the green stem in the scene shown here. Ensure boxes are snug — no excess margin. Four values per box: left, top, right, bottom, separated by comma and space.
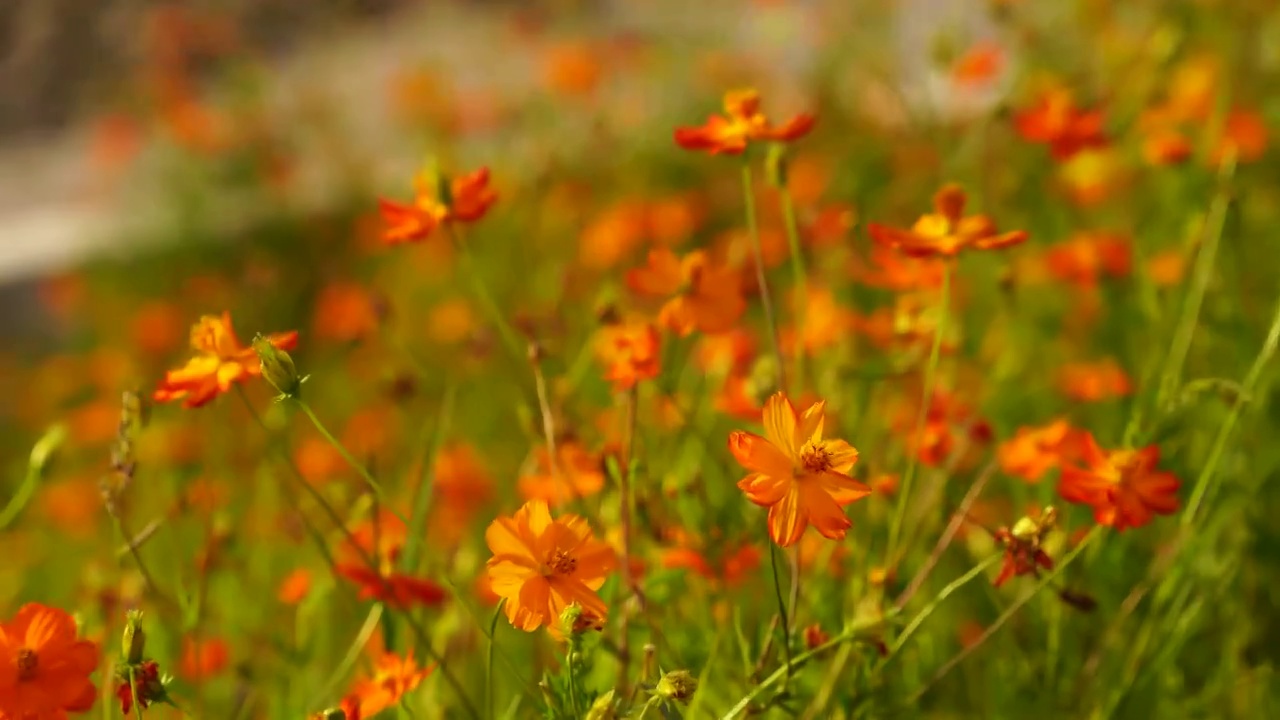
129, 668, 146, 720
883, 554, 1001, 663
1181, 292, 1280, 526
741, 161, 787, 394
779, 185, 808, 392
887, 261, 952, 563
566, 646, 583, 718
1154, 158, 1236, 415
402, 385, 457, 572
720, 610, 895, 720
487, 601, 503, 720
767, 541, 794, 682
909, 526, 1101, 703
293, 399, 389, 503
449, 224, 525, 360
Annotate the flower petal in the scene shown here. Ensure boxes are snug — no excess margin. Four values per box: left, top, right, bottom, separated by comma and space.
766, 487, 807, 547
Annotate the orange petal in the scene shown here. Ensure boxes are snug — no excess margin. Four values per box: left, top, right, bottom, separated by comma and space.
767, 488, 806, 547
762, 392, 799, 457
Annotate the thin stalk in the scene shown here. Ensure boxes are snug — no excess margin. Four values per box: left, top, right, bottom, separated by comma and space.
448, 224, 525, 360
129, 668, 145, 720
779, 185, 808, 391
896, 459, 997, 609
487, 601, 503, 720
887, 262, 952, 563
402, 385, 457, 572
1182, 292, 1280, 525
741, 161, 787, 393
884, 554, 1001, 663
909, 526, 1101, 702
720, 610, 896, 720
618, 383, 640, 693
292, 399, 391, 507
1154, 156, 1236, 414
768, 542, 794, 681
531, 354, 569, 505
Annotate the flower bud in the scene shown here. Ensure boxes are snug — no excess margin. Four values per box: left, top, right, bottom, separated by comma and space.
585, 690, 617, 720
253, 335, 305, 398
655, 669, 697, 704
122, 610, 146, 665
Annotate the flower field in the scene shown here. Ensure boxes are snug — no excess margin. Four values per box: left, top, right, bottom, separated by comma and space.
3, 1, 1280, 718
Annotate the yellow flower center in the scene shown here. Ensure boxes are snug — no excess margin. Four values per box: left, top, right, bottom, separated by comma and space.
544, 549, 577, 577
798, 441, 834, 475
16, 648, 37, 681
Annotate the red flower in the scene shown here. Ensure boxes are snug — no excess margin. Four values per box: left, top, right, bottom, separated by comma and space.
867, 184, 1027, 258
1058, 434, 1180, 531
379, 167, 497, 245
117, 660, 165, 714
337, 564, 449, 608
1014, 87, 1107, 160
675, 88, 814, 155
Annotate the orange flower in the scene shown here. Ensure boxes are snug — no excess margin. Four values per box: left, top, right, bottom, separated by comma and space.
998, 420, 1073, 482
1058, 148, 1123, 205
1044, 232, 1132, 287
1211, 109, 1269, 165
893, 389, 990, 467
485, 500, 618, 633
278, 568, 313, 605
782, 286, 852, 355
661, 541, 760, 587
342, 651, 434, 719
378, 166, 497, 245
1058, 434, 1180, 531
951, 41, 1004, 87
518, 441, 606, 503
543, 41, 602, 97
596, 321, 662, 390
180, 636, 229, 680
429, 444, 495, 544
674, 88, 815, 155
626, 248, 745, 336
1147, 249, 1187, 287
1060, 359, 1132, 402
0, 603, 99, 718
728, 392, 870, 547
851, 245, 946, 291
313, 282, 380, 343
153, 312, 299, 408
867, 184, 1027, 258
1013, 88, 1107, 160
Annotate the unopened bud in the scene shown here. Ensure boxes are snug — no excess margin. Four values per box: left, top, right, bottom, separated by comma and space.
585, 689, 617, 720
253, 335, 305, 399
122, 610, 146, 665
655, 669, 698, 703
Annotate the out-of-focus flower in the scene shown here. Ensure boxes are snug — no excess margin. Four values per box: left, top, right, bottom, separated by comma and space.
543, 41, 603, 97
485, 500, 617, 633
379, 166, 497, 245
1210, 109, 1269, 165
518, 441, 605, 503
998, 420, 1074, 482
0, 603, 99, 718
596, 321, 662, 390
336, 564, 449, 609
429, 443, 495, 544
314, 283, 380, 343
1058, 147, 1123, 205
180, 636, 229, 680
1059, 435, 1179, 531
626, 248, 745, 336
729, 392, 869, 547
342, 652, 434, 719
278, 568, 313, 605
1014, 87, 1107, 160
1044, 232, 1132, 287
1060, 359, 1132, 402
154, 312, 299, 408
675, 88, 815, 155
868, 184, 1027, 257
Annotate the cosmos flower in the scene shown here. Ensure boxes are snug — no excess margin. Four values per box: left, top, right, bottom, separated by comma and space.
867, 184, 1027, 258
378, 166, 497, 245
728, 392, 870, 547
0, 602, 99, 719
485, 500, 618, 633
674, 88, 814, 155
626, 248, 745, 336
1058, 434, 1180, 531
153, 312, 298, 408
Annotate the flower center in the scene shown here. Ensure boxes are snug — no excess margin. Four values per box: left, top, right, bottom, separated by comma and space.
545, 549, 577, 577
798, 441, 834, 474
16, 648, 37, 681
